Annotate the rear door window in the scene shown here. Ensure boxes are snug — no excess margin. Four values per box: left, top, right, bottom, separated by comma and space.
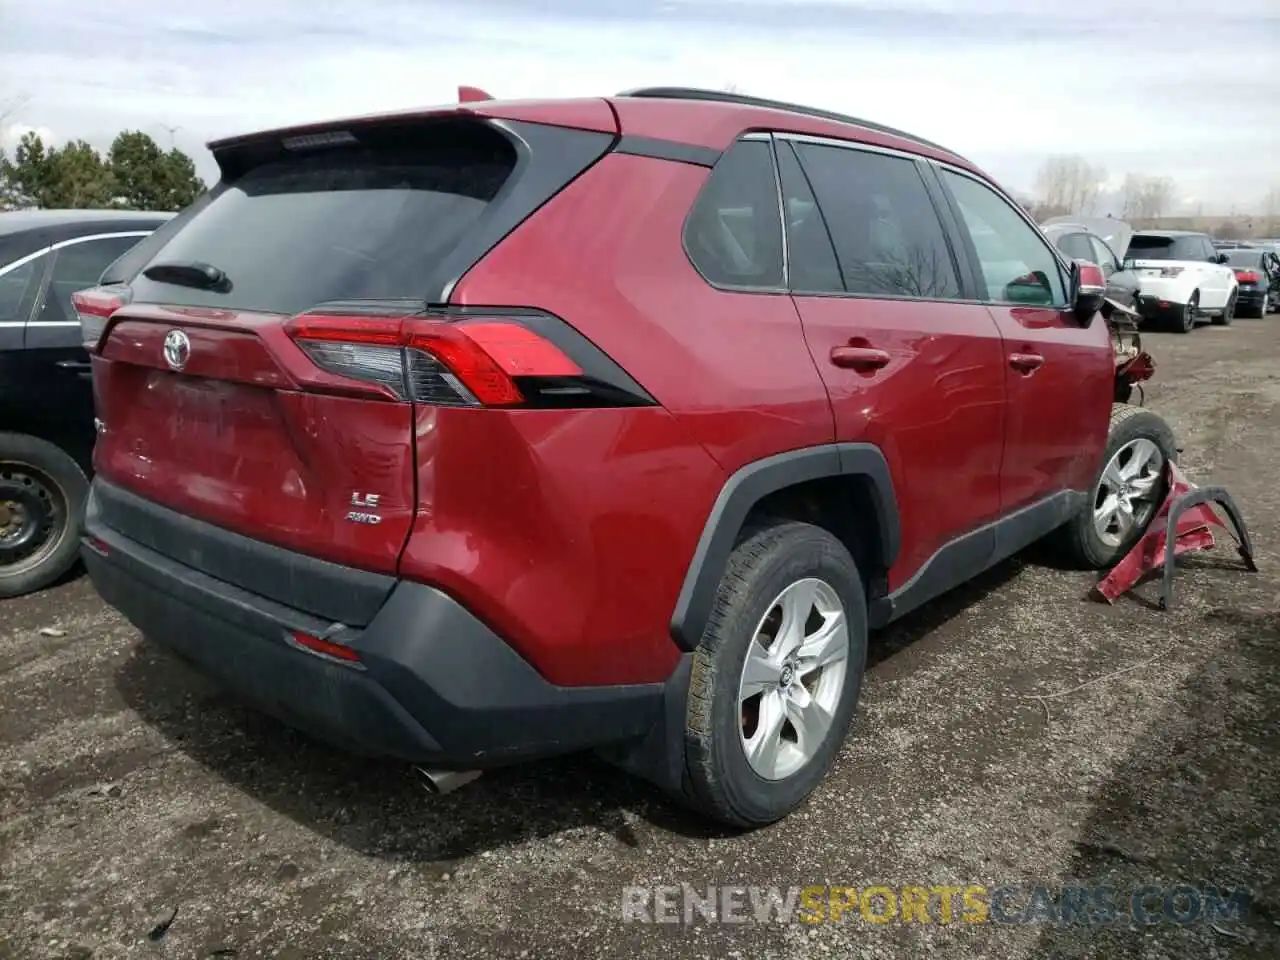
0, 257, 41, 325
127, 120, 520, 316
793, 142, 960, 300
1087, 235, 1120, 274
1055, 232, 1095, 263
684, 139, 784, 289
38, 235, 146, 324
775, 140, 842, 293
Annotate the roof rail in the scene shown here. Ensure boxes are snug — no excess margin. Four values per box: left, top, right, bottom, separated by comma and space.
616, 86, 962, 159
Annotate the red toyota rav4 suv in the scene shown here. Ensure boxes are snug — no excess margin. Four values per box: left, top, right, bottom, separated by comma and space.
73, 88, 1173, 827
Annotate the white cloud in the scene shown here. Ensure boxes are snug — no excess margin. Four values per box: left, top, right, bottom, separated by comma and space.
2, 0, 1276, 211
1, 124, 58, 153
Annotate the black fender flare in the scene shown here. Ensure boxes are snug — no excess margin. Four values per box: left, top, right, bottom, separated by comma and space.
669, 442, 900, 651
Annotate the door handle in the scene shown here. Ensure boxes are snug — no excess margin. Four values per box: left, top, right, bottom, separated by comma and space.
1009, 352, 1045, 373
830, 346, 891, 370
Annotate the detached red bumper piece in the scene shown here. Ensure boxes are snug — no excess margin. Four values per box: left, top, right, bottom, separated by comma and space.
1096, 461, 1257, 609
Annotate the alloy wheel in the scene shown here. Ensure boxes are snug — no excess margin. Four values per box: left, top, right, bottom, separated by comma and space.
1092, 438, 1165, 548
738, 577, 849, 781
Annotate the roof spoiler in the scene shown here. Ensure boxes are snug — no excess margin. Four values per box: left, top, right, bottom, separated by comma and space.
458, 86, 494, 103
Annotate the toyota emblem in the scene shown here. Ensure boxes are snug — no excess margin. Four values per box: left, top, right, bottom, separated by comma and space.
163, 329, 190, 371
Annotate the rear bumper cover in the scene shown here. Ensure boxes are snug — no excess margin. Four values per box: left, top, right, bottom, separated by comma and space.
81, 481, 666, 766
1136, 294, 1188, 320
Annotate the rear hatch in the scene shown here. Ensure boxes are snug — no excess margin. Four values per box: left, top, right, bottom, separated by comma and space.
79, 112, 616, 577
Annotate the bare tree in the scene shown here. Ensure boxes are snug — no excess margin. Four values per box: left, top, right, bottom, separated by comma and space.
1263, 185, 1280, 236
1119, 173, 1177, 225
1034, 155, 1107, 216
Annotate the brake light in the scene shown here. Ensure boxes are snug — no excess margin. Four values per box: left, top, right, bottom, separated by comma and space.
1158, 267, 1184, 278
71, 285, 132, 351
1235, 270, 1259, 284
284, 303, 651, 409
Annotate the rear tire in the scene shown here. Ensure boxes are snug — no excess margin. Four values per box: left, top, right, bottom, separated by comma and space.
1173, 292, 1199, 333
1212, 291, 1236, 325
0, 432, 89, 599
683, 522, 867, 827
1049, 405, 1177, 570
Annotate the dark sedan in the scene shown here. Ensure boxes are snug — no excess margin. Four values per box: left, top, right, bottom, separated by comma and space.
1222, 247, 1280, 318
1, 208, 173, 597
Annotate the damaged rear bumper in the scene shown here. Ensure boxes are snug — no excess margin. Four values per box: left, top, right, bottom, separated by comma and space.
80, 479, 666, 767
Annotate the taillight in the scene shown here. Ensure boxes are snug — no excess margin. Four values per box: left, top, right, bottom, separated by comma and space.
71, 285, 131, 351
1158, 267, 1184, 278
284, 303, 654, 409
1235, 270, 1259, 284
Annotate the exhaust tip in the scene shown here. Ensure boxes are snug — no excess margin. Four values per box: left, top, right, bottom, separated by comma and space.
415, 767, 483, 796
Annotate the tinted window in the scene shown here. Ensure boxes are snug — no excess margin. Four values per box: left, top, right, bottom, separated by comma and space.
941, 170, 1066, 307
128, 122, 519, 316
1126, 236, 1176, 260
1224, 249, 1264, 268
794, 143, 959, 299
1056, 232, 1095, 263
776, 141, 841, 292
38, 235, 144, 324
1134, 235, 1216, 261
0, 258, 40, 323
685, 140, 784, 289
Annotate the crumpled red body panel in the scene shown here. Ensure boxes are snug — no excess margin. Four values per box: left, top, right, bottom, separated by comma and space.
1096, 461, 1257, 608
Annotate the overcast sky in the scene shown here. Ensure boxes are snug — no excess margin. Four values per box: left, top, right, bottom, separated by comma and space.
2, 0, 1276, 213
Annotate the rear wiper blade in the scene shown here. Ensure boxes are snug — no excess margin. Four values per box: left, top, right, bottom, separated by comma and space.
141, 260, 232, 292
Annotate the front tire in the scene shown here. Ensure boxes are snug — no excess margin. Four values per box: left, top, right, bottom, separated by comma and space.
0, 432, 89, 599
683, 522, 867, 827
1050, 405, 1177, 570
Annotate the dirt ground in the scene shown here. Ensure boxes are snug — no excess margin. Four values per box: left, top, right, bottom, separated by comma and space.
2, 317, 1278, 960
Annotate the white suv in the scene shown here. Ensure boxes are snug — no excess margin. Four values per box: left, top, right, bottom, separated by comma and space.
1125, 230, 1239, 332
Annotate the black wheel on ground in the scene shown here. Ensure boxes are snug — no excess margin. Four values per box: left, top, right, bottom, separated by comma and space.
1212, 291, 1236, 325
683, 521, 867, 827
0, 432, 89, 599
1173, 292, 1199, 332
1049, 405, 1178, 570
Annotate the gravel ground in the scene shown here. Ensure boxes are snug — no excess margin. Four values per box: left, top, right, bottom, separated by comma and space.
1, 318, 1278, 960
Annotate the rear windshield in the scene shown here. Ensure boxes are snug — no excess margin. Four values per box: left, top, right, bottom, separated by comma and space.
1224, 249, 1264, 267
1126, 235, 1202, 261
126, 121, 518, 316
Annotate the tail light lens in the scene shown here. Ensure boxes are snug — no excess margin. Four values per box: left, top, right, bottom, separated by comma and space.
284, 303, 654, 409
71, 285, 132, 351
1235, 270, 1259, 284
1158, 267, 1184, 278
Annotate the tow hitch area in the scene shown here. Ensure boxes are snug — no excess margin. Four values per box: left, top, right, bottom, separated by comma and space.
1096, 460, 1258, 609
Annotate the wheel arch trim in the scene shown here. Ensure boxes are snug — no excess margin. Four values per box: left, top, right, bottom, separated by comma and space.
669, 442, 900, 652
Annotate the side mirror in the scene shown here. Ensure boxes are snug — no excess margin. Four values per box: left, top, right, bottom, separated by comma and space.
1215, 253, 1230, 264
1069, 259, 1106, 324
